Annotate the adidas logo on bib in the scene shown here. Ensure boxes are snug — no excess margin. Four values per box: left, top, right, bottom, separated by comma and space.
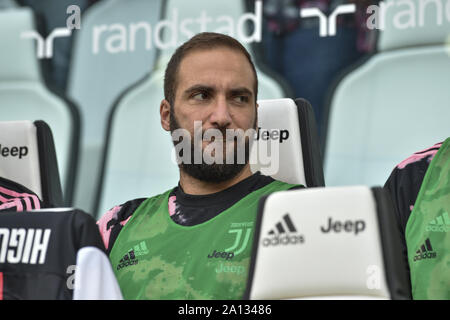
413, 238, 437, 262
130, 241, 149, 257
425, 212, 450, 233
117, 250, 138, 270
116, 241, 149, 270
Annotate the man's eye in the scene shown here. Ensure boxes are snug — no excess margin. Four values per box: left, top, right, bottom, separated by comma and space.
234, 96, 249, 103
192, 92, 208, 100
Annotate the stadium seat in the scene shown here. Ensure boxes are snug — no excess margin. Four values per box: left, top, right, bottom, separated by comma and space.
0, 8, 79, 204
0, 208, 123, 300
0, 0, 17, 9
323, 0, 450, 187
0, 120, 63, 207
250, 98, 324, 187
17, 0, 92, 91
245, 186, 411, 300
95, 96, 323, 217
66, 0, 164, 213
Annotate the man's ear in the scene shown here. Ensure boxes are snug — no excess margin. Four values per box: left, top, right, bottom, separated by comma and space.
160, 99, 171, 131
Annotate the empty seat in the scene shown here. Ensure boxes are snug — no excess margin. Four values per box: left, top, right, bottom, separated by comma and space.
0, 120, 63, 207
323, 0, 450, 187
245, 186, 411, 300
94, 64, 177, 217
0, 208, 123, 300
0, 0, 17, 9
0, 8, 80, 205
17, 0, 92, 91
66, 0, 164, 213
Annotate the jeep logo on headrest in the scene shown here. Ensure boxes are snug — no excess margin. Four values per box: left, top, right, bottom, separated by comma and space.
255, 128, 289, 143
0, 144, 29, 159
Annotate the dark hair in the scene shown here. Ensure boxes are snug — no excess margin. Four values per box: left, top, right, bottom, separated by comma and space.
164, 32, 258, 107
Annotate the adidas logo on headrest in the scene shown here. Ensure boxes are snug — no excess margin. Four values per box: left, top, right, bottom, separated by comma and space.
262, 214, 304, 247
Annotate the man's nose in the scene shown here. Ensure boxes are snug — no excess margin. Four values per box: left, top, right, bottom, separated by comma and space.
209, 96, 232, 128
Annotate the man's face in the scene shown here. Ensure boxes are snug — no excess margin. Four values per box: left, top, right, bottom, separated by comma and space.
167, 47, 257, 182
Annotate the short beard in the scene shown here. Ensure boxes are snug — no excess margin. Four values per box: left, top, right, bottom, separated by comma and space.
169, 107, 256, 183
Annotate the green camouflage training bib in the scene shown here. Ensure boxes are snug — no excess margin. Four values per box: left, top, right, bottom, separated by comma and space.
109, 180, 297, 299
406, 137, 450, 299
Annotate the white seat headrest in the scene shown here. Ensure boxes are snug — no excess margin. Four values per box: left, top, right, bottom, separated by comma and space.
0, 120, 42, 199
247, 186, 392, 299
251, 98, 306, 185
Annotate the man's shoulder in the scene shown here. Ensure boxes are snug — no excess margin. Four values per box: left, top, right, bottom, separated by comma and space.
384, 141, 443, 233
0, 176, 44, 211
395, 141, 442, 172
104, 198, 148, 225
98, 189, 174, 224
96, 189, 173, 253
385, 141, 442, 194
269, 177, 305, 189
259, 178, 305, 194
96, 197, 147, 252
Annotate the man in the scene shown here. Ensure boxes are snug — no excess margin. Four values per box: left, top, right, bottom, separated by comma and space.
97, 32, 303, 300
384, 138, 450, 299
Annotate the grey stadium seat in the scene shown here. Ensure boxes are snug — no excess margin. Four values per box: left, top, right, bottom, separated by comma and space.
94, 61, 178, 217
245, 186, 411, 300
66, 0, 164, 213
0, 8, 79, 204
0, 120, 63, 207
17, 0, 92, 91
323, 0, 450, 187
0, 0, 17, 9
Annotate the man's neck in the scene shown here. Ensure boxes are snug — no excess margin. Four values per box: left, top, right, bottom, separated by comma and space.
179, 165, 253, 195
